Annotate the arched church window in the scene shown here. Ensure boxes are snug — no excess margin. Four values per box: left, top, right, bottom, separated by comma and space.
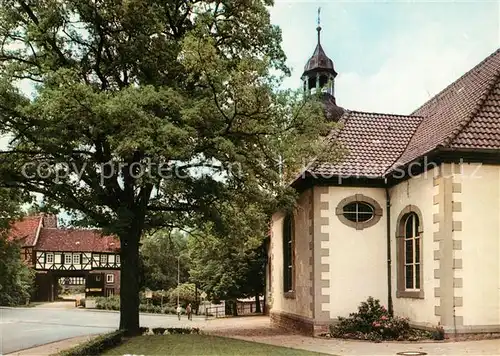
396, 205, 424, 299
404, 213, 420, 290
282, 213, 295, 297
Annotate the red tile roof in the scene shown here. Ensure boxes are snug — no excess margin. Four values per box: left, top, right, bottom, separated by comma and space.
306, 111, 422, 178
397, 48, 500, 165
450, 78, 500, 149
298, 48, 500, 181
8, 215, 119, 253
36, 228, 119, 252
8, 215, 41, 247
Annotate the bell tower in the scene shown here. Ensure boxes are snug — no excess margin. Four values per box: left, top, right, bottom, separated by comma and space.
301, 8, 337, 98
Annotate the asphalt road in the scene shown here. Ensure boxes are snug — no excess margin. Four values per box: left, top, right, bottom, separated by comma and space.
0, 307, 205, 354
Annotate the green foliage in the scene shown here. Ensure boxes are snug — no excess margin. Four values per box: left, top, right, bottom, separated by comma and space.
188, 213, 267, 305
431, 325, 445, 340
0, 238, 35, 306
167, 283, 197, 305
95, 295, 181, 315
55, 330, 125, 356
329, 297, 432, 341
149, 327, 201, 335
95, 296, 120, 311
0, 0, 340, 332
140, 230, 189, 291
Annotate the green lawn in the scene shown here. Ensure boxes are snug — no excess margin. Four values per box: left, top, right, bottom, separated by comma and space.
103, 334, 327, 356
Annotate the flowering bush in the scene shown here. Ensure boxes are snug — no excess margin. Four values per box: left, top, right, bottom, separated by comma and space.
329, 297, 431, 341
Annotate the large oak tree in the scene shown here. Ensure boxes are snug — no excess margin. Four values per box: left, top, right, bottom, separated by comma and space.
0, 0, 332, 334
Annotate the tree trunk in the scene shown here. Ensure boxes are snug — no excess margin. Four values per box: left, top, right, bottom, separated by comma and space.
119, 229, 141, 335
255, 292, 261, 313
232, 299, 238, 316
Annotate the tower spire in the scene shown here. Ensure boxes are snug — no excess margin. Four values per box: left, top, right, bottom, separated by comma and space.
316, 7, 321, 45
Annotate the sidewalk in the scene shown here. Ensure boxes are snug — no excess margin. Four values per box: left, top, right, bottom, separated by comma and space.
225, 333, 500, 356
6, 316, 500, 356
205, 317, 500, 356
4, 335, 97, 356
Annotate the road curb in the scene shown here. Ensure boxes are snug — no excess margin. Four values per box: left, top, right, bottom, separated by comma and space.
4, 334, 100, 356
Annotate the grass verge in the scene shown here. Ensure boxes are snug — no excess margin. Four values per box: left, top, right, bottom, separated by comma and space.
102, 334, 327, 355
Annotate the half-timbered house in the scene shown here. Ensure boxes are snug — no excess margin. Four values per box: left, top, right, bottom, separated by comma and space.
8, 214, 121, 301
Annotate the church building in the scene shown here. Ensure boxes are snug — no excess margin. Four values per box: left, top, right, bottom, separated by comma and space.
268, 21, 500, 337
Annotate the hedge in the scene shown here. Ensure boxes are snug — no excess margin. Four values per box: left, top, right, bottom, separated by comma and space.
54, 330, 125, 356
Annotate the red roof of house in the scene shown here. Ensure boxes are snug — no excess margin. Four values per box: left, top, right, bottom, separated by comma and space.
7, 215, 41, 247
298, 48, 500, 180
7, 214, 119, 253
36, 228, 119, 252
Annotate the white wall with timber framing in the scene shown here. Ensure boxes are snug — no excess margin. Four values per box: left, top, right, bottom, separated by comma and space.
35, 251, 121, 271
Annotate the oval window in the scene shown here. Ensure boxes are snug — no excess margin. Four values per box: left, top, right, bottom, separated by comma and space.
343, 202, 374, 223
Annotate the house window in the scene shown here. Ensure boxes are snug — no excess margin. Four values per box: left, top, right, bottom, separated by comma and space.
116, 254, 120, 264
100, 254, 107, 264
336, 194, 383, 230
73, 254, 81, 265
343, 202, 374, 222
396, 205, 424, 299
106, 273, 114, 284
282, 213, 294, 297
95, 274, 101, 282
46, 253, 54, 264
64, 254, 72, 264
404, 214, 420, 290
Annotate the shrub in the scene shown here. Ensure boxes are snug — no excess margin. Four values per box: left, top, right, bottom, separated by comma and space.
163, 306, 176, 314
164, 327, 201, 334
432, 325, 445, 340
94, 296, 120, 311
329, 297, 431, 341
139, 327, 149, 335
94, 296, 186, 315
152, 327, 167, 335
55, 330, 125, 356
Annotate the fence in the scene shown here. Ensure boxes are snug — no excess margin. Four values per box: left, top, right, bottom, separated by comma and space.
205, 305, 225, 318
205, 301, 264, 318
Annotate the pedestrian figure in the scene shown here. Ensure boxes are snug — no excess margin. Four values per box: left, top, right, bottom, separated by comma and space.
186, 303, 192, 320
177, 304, 182, 320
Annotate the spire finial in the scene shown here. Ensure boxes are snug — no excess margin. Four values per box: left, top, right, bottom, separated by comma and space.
316, 7, 322, 45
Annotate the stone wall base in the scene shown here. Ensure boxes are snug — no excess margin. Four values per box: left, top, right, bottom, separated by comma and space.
443, 324, 500, 335
270, 311, 314, 335
270, 311, 334, 337
271, 311, 500, 339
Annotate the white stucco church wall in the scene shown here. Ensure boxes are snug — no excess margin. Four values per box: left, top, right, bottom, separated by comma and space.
457, 164, 500, 328
320, 186, 387, 319
390, 168, 439, 328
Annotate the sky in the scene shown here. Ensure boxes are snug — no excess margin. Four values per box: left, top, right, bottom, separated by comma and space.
268, 0, 500, 114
